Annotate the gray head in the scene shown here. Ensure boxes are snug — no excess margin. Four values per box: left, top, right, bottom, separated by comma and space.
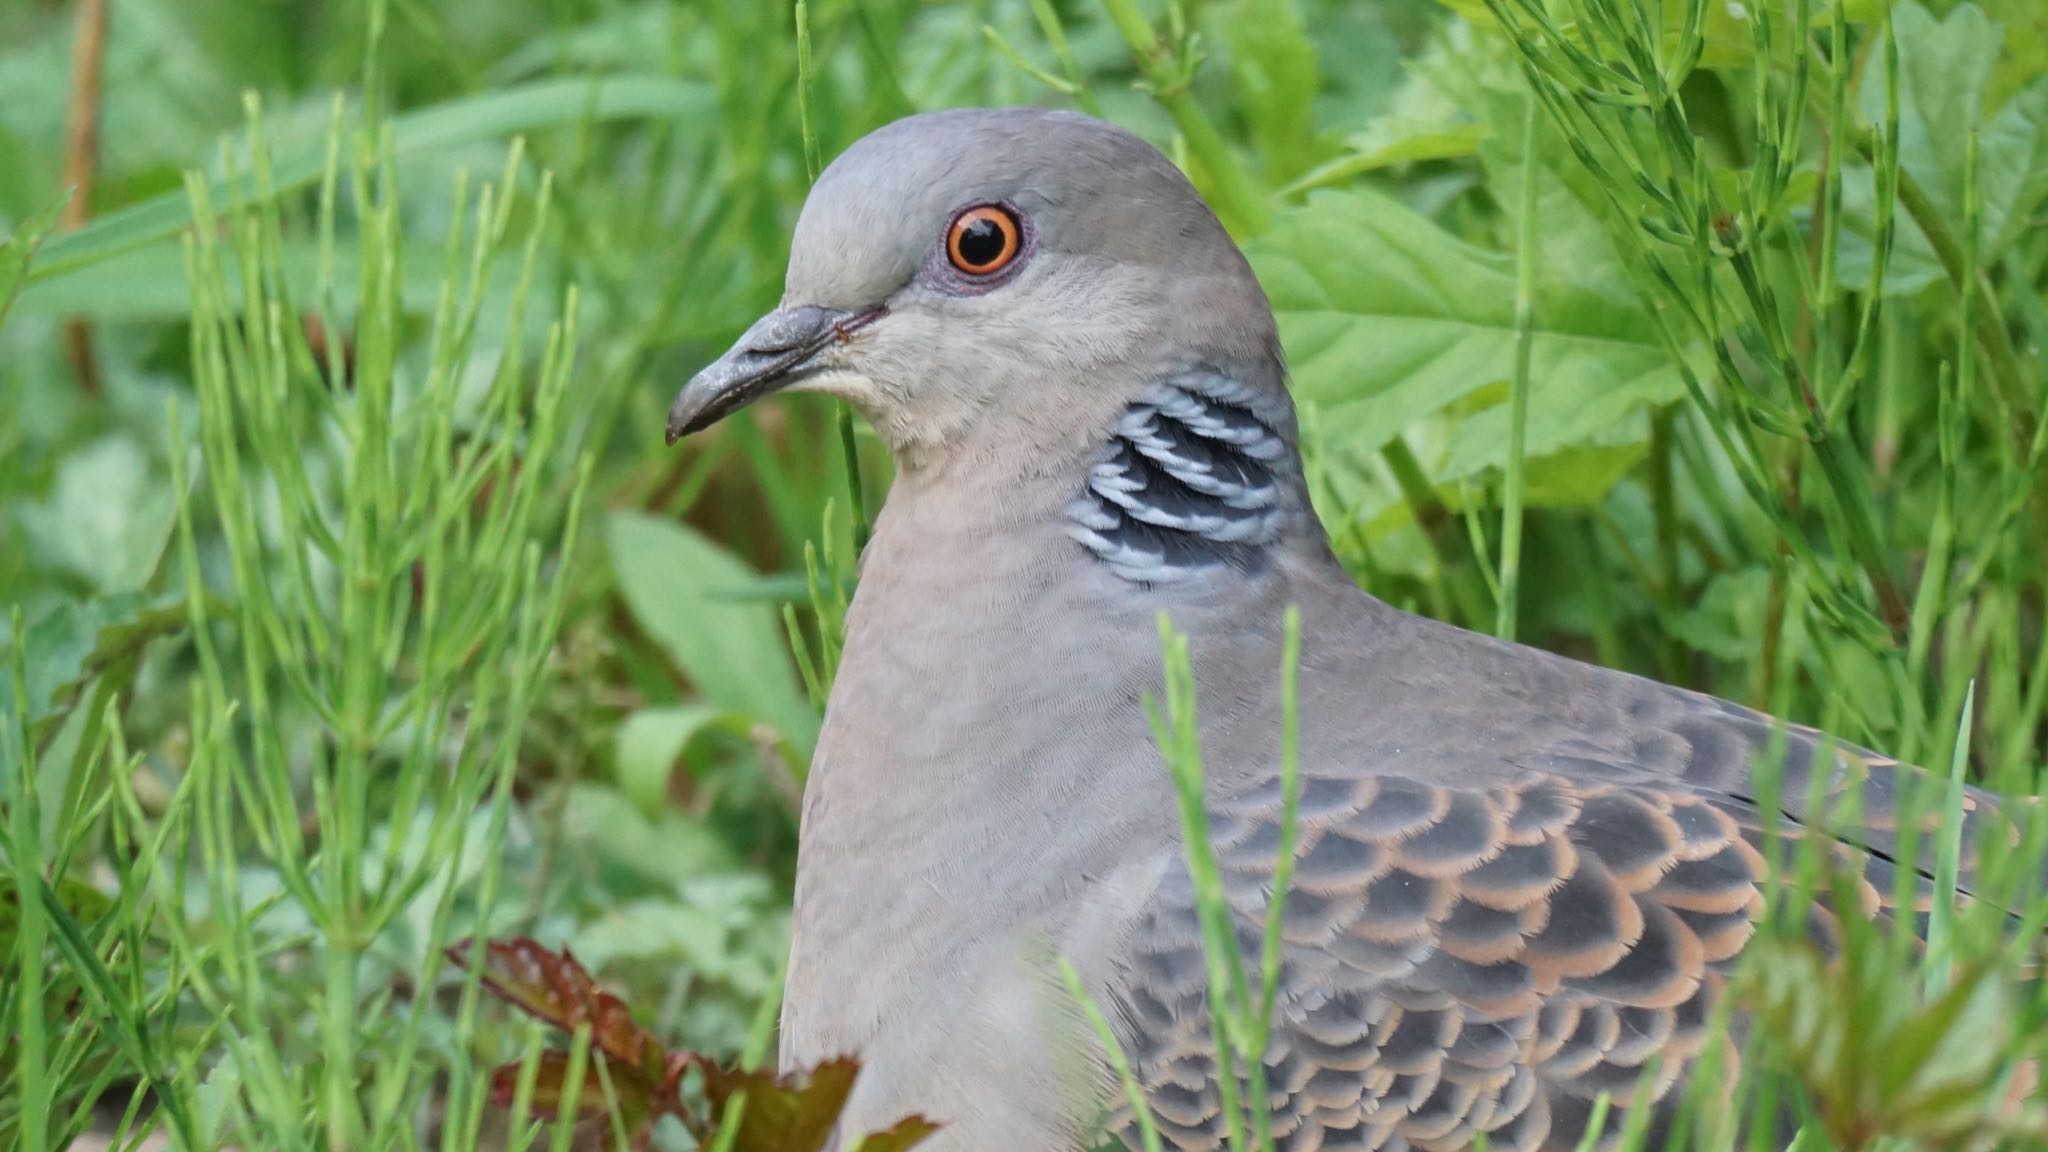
667, 108, 1284, 472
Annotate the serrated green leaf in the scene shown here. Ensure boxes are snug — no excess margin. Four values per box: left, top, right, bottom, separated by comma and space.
1845, 4, 2048, 291
1281, 58, 1485, 196
575, 899, 740, 982
1250, 187, 1678, 501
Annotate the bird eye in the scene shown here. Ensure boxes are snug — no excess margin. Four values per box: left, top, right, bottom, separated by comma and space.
946, 205, 1022, 276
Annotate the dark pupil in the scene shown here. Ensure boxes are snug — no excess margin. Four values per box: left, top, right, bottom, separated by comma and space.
958, 217, 1006, 268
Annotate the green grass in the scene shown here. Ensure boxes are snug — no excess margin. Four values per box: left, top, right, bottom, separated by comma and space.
1, 0, 2045, 1149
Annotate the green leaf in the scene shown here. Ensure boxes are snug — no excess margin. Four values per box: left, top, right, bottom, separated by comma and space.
1743, 936, 2046, 1151
30, 75, 713, 284
1470, 83, 1634, 298
1878, 963, 2009, 1107
575, 892, 778, 991
606, 510, 817, 755
614, 704, 726, 817
562, 783, 740, 891
16, 234, 549, 321
1981, 0, 2048, 108
1508, 441, 1658, 508
1668, 569, 1774, 661
195, 1055, 246, 1145
1280, 61, 1486, 196
1250, 187, 1678, 495
1298, 124, 1483, 190
1846, 4, 2048, 288
0, 593, 153, 733
16, 434, 181, 595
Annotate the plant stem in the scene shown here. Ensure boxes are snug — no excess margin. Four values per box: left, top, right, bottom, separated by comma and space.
9, 608, 50, 1152
1098, 0, 1268, 237
1649, 409, 1684, 680
1146, 616, 1249, 1150
795, 0, 823, 182
1497, 93, 1539, 643
1857, 136, 2037, 440
793, 0, 871, 556
1383, 436, 1491, 625
58, 0, 109, 394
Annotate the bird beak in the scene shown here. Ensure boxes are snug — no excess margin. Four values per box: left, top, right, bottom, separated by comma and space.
665, 304, 887, 444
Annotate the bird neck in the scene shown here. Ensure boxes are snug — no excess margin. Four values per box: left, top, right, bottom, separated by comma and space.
877, 358, 1320, 582
791, 377, 1353, 1001
812, 361, 1330, 816
1060, 365, 1312, 586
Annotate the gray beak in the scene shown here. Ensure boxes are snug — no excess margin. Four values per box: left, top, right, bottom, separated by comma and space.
665, 304, 886, 444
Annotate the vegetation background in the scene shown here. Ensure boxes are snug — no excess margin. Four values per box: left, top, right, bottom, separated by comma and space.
1, 0, 2045, 1149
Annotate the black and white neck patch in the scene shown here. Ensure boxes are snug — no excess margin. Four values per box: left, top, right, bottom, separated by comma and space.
1065, 368, 1297, 584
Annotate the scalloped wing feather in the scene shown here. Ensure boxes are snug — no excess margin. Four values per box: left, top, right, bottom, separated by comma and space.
1105, 758, 1978, 1152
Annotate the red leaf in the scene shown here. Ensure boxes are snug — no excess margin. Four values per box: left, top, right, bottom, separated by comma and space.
452, 940, 936, 1152
489, 1051, 651, 1121
845, 1114, 941, 1152
693, 1056, 937, 1152
447, 937, 667, 1078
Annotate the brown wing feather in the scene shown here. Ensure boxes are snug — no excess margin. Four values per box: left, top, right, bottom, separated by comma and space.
1108, 767, 1906, 1152
1623, 687, 2043, 898
1099, 633, 2042, 1152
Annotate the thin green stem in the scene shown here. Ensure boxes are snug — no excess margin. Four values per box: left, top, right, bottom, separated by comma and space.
1649, 410, 1684, 680
1031, 0, 1105, 117
1497, 92, 1540, 643
1908, 130, 1978, 690
1147, 615, 1249, 1150
792, 0, 871, 557
1383, 437, 1491, 626
1099, 0, 1268, 237
1250, 605, 1304, 1152
1857, 135, 2036, 439
1059, 958, 1165, 1152
9, 606, 50, 1152
794, 0, 822, 183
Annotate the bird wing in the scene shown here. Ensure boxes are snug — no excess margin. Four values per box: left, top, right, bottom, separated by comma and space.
1112, 771, 1773, 1151
1587, 680, 2017, 903
1103, 683, 2027, 1152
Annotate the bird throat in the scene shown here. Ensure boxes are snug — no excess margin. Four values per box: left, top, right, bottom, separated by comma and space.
1064, 368, 1298, 584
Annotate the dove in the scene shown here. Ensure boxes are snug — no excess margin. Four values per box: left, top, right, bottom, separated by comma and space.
665, 106, 2026, 1152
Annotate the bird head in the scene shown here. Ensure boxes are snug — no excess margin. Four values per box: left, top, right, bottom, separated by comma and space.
665, 107, 1283, 471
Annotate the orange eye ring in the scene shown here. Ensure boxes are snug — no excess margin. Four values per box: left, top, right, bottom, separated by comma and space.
946, 205, 1022, 276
